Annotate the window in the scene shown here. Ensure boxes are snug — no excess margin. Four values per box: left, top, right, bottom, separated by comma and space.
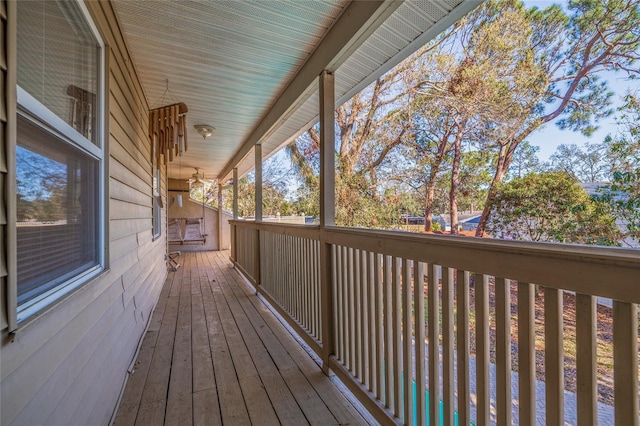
16, 0, 104, 319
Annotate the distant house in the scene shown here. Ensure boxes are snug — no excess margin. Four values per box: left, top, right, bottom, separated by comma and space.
433, 212, 483, 232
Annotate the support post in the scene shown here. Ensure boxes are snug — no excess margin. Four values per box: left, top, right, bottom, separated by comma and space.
255, 144, 262, 223
232, 167, 238, 261
254, 144, 262, 288
233, 167, 238, 220
319, 70, 335, 375
217, 183, 223, 250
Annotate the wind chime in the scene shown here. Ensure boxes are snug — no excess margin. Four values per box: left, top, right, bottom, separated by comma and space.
148, 101, 189, 165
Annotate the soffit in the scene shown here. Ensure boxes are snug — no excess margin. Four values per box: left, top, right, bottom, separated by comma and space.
111, 0, 349, 181
112, 0, 478, 182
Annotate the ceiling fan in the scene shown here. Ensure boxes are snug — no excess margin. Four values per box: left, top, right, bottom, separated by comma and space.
188, 167, 217, 189
188, 167, 205, 188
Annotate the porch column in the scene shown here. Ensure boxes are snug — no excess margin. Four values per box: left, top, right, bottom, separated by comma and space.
232, 167, 238, 220
254, 144, 262, 288
255, 143, 262, 222
217, 183, 223, 250
232, 167, 238, 262
319, 70, 335, 375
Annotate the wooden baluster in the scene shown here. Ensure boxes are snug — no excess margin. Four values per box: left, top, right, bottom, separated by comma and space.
355, 249, 362, 380
392, 257, 402, 418
495, 277, 513, 426
414, 261, 426, 426
383, 255, 394, 411
402, 259, 413, 425
576, 293, 597, 425
475, 273, 490, 426
518, 282, 536, 426
375, 253, 384, 401
613, 300, 639, 426
428, 264, 440, 426
442, 267, 454, 426
457, 271, 470, 426
545, 287, 564, 425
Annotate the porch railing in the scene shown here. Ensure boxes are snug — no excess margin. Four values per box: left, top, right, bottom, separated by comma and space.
230, 220, 639, 426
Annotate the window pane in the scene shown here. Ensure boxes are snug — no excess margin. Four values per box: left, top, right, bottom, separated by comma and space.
17, 0, 99, 144
16, 116, 99, 305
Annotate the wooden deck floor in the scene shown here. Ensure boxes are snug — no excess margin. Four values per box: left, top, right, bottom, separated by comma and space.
114, 251, 366, 426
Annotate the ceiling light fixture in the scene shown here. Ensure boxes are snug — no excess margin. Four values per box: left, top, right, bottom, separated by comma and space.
194, 124, 215, 139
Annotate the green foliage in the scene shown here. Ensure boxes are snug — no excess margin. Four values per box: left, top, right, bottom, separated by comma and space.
487, 171, 620, 245
595, 93, 640, 245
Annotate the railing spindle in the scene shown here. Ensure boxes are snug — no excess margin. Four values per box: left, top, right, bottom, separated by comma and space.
331, 245, 342, 361
442, 267, 454, 426
518, 282, 536, 426
415, 261, 426, 426
348, 248, 356, 372
384, 255, 394, 411
457, 270, 470, 426
545, 286, 564, 425
355, 249, 362, 380
613, 300, 639, 426
393, 257, 402, 418
428, 264, 440, 426
402, 259, 413, 424
495, 277, 512, 425
367, 251, 375, 393
361, 250, 370, 390
475, 273, 490, 426
342, 246, 349, 368
576, 293, 597, 425
375, 253, 384, 401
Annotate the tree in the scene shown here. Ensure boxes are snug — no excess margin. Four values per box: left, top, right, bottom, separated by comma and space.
486, 171, 620, 244
475, 0, 640, 236
549, 142, 609, 181
596, 92, 640, 245
400, 0, 545, 232
506, 140, 544, 180
287, 59, 419, 228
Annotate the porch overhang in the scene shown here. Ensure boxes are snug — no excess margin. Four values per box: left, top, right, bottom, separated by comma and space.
111, 0, 480, 182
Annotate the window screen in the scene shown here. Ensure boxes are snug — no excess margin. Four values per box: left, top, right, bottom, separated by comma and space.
17, 0, 99, 145
16, 116, 99, 305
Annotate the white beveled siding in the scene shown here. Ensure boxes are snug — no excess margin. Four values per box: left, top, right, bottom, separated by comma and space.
0, 1, 167, 425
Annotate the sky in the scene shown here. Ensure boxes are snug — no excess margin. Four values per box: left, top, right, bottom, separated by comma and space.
527, 73, 637, 160
523, 1, 639, 160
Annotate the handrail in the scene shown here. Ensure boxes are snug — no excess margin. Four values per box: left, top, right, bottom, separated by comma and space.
323, 225, 640, 304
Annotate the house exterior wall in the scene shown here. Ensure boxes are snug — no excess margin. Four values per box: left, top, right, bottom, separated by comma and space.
0, 1, 167, 425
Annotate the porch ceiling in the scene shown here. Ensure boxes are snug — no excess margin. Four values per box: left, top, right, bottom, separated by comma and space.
111, 0, 477, 183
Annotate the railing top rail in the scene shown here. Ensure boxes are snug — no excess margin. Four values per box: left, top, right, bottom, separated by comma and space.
323, 226, 640, 304
231, 220, 639, 302
231, 220, 320, 240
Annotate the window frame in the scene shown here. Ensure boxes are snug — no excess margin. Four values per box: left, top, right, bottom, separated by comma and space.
14, 0, 106, 322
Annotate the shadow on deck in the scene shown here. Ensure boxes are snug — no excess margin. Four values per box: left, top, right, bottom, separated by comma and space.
113, 251, 366, 425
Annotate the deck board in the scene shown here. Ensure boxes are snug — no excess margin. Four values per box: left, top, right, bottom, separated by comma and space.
114, 250, 366, 426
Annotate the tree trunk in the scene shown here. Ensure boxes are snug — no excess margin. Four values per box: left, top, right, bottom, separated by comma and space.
424, 182, 436, 232
475, 144, 510, 236
449, 129, 464, 234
